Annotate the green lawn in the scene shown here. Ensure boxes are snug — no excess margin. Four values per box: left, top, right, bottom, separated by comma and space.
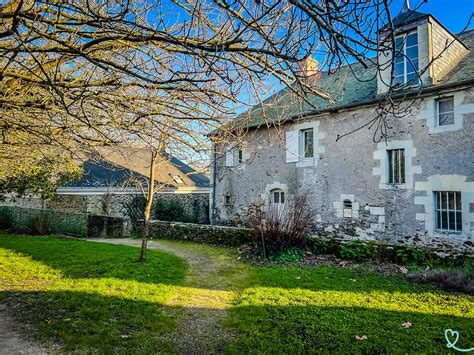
1, 232, 473, 353
228, 266, 474, 353
0, 234, 187, 353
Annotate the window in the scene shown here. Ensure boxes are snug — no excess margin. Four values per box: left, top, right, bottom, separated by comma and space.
393, 31, 418, 85
238, 148, 243, 164
171, 175, 184, 184
224, 194, 232, 206
343, 200, 352, 218
387, 149, 405, 184
434, 191, 462, 232
302, 129, 314, 158
437, 97, 454, 126
270, 189, 285, 215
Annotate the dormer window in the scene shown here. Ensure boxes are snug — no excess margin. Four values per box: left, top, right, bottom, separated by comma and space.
393, 31, 419, 86
171, 175, 184, 184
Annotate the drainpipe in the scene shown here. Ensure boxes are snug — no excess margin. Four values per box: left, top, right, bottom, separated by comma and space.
210, 144, 218, 225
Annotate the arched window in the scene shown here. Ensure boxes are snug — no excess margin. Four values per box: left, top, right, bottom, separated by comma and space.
343, 199, 352, 218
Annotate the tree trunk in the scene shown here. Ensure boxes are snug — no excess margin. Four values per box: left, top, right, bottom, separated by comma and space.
140, 150, 157, 261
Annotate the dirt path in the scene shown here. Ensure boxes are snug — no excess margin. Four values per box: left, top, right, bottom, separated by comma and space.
90, 238, 248, 354
0, 304, 49, 355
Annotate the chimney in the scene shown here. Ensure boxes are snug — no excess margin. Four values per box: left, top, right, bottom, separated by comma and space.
296, 56, 319, 84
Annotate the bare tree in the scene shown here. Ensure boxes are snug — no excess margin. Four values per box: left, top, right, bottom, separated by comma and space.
1, 0, 468, 258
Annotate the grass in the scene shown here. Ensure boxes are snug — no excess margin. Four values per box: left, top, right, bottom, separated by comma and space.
1, 232, 473, 353
0, 233, 187, 353
228, 265, 474, 353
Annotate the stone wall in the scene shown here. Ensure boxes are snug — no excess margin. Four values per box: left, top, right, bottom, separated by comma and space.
1, 191, 210, 224
212, 87, 474, 254
146, 220, 254, 246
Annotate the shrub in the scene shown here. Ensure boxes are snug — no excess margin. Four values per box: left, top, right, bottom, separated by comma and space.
26, 213, 51, 235
245, 189, 316, 257
308, 237, 337, 255
270, 247, 305, 264
339, 241, 376, 261
154, 198, 192, 223
408, 269, 474, 294
396, 246, 426, 266
0, 208, 13, 229
122, 196, 146, 230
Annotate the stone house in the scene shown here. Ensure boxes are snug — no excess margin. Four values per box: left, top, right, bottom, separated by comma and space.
211, 9, 474, 253
3, 147, 210, 223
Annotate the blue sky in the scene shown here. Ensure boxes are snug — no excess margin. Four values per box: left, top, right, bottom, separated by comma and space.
397, 0, 473, 33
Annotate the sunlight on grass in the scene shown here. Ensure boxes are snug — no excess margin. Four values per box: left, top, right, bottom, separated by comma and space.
238, 287, 473, 317
1, 234, 473, 353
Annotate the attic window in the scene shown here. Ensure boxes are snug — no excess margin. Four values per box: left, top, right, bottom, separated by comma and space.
393, 31, 418, 86
172, 175, 184, 184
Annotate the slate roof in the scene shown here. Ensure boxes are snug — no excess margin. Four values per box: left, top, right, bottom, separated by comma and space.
229, 28, 474, 131
66, 147, 210, 189
387, 10, 428, 29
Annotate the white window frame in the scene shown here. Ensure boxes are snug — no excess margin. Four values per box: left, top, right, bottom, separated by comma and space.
434, 191, 462, 233
285, 121, 324, 167
300, 128, 314, 159
387, 148, 406, 185
393, 31, 419, 86
436, 96, 455, 127
270, 188, 285, 216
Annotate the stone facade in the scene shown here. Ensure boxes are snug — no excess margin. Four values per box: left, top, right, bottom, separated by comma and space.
212, 87, 474, 254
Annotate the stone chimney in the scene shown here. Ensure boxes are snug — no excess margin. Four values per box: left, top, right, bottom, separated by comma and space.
296, 56, 319, 84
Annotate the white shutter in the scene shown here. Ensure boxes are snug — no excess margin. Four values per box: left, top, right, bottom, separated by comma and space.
225, 150, 234, 167
285, 130, 299, 163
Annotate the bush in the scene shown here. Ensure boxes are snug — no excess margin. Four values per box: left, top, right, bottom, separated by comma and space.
408, 269, 474, 294
245, 189, 316, 257
339, 241, 376, 261
396, 246, 426, 266
270, 247, 305, 264
122, 196, 146, 230
26, 213, 51, 235
0, 208, 13, 229
154, 198, 192, 223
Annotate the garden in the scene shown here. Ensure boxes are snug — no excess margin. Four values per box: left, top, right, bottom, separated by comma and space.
1, 232, 473, 353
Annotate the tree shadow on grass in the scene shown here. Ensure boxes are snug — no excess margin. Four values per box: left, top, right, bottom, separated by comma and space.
0, 234, 187, 286
227, 304, 474, 353
2, 290, 472, 354
1, 290, 179, 353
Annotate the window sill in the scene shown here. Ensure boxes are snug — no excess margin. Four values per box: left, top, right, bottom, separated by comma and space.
296, 157, 316, 168
381, 183, 407, 190
434, 229, 463, 235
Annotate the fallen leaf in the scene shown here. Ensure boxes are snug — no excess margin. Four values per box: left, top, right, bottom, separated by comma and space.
296, 276, 301, 280
402, 322, 412, 329
349, 278, 357, 282
355, 335, 368, 341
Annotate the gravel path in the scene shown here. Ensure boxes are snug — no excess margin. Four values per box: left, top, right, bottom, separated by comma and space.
89, 238, 246, 354
0, 304, 49, 355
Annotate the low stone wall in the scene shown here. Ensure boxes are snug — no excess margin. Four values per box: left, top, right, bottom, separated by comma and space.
1, 191, 210, 224
146, 220, 255, 246
312, 220, 473, 257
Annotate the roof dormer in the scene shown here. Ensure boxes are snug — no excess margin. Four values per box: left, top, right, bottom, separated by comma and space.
377, 4, 469, 94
